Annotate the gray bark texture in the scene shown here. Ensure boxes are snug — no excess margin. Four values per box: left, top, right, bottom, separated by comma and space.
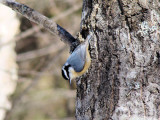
76, 0, 160, 120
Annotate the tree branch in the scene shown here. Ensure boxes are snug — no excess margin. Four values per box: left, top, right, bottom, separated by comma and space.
0, 0, 78, 46
17, 43, 65, 62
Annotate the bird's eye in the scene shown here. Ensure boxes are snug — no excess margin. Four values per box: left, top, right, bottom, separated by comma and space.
62, 64, 71, 80
62, 69, 69, 80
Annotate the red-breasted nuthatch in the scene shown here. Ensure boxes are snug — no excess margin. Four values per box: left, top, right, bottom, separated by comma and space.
62, 35, 92, 84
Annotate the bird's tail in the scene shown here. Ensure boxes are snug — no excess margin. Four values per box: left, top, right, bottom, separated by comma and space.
85, 33, 93, 45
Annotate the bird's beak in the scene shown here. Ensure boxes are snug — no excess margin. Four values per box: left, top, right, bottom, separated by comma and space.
69, 79, 72, 85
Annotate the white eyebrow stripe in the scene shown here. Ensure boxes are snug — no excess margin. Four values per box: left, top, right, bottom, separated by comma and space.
62, 67, 69, 79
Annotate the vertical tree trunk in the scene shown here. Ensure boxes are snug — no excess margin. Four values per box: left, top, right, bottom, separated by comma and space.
76, 0, 160, 119
0, 4, 19, 120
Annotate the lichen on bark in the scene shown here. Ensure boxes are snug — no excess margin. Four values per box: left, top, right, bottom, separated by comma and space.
76, 0, 160, 120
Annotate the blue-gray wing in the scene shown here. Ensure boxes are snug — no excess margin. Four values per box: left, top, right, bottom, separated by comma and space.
66, 43, 86, 72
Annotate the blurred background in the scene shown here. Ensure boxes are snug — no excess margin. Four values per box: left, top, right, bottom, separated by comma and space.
0, 0, 82, 120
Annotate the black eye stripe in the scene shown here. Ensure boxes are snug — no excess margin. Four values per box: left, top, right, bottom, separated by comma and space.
62, 64, 71, 80
62, 69, 68, 80
65, 65, 71, 79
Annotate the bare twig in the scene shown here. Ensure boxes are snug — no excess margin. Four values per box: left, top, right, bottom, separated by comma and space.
0, 3, 82, 49
17, 42, 65, 61
18, 70, 53, 76
0, 0, 77, 45
4, 47, 66, 120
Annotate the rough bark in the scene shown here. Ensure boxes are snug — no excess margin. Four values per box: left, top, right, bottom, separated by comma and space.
0, 4, 19, 120
76, 0, 160, 120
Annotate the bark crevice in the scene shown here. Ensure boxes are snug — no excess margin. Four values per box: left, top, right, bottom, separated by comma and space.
117, 0, 132, 31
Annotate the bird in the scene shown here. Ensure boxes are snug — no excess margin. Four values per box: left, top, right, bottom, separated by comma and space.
61, 34, 92, 84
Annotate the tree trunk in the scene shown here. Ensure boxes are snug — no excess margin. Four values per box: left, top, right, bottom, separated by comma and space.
76, 0, 160, 120
0, 4, 19, 120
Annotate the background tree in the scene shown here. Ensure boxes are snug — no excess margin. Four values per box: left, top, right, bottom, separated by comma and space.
0, 0, 160, 120
1, 0, 81, 120
0, 4, 19, 120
